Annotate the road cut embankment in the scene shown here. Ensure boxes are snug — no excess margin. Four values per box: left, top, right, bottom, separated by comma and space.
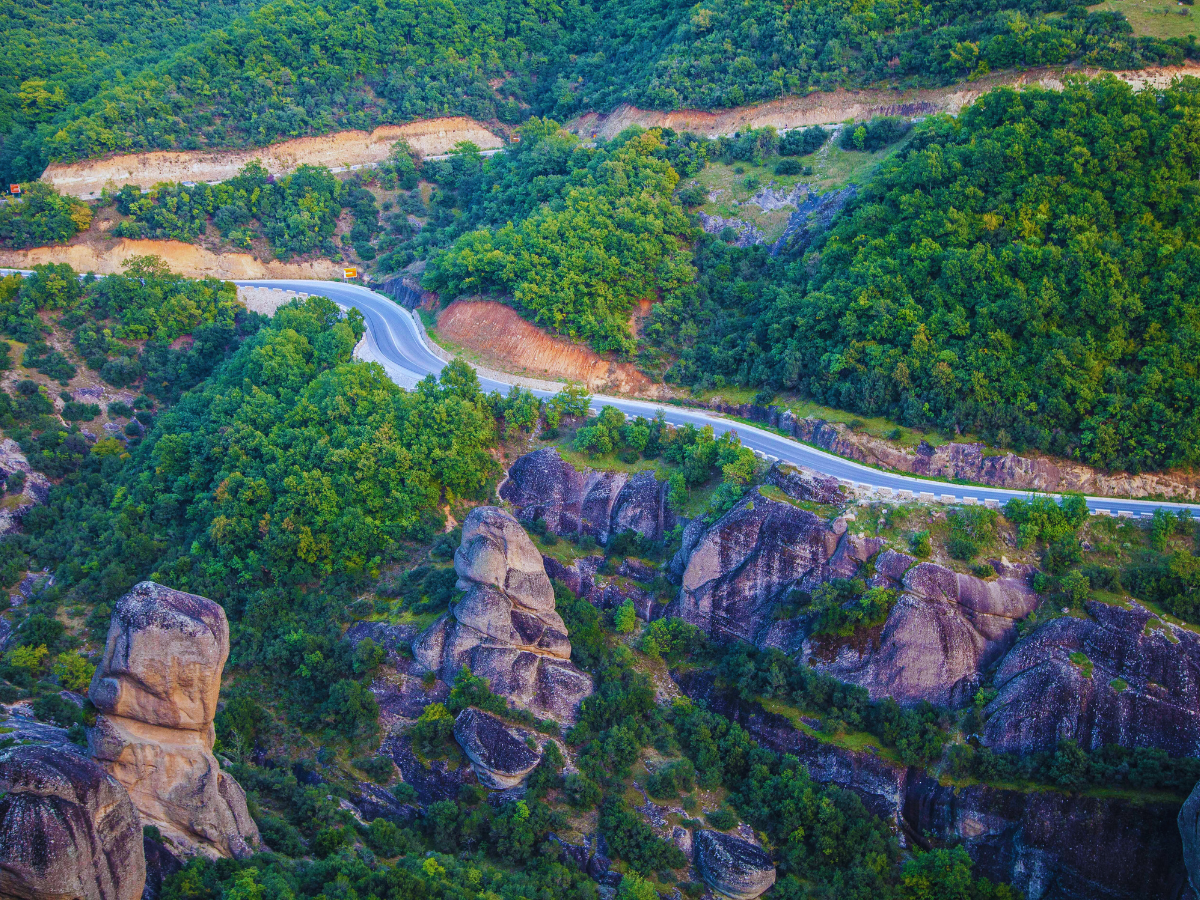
42, 117, 506, 199
568, 62, 1200, 139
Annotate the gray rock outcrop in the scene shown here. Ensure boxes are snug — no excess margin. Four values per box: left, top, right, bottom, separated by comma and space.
906, 772, 1186, 900
762, 462, 843, 505
983, 600, 1200, 755
0, 744, 146, 900
770, 186, 857, 256
809, 557, 1038, 707
88, 582, 261, 860
1180, 781, 1200, 898
694, 830, 776, 900
500, 448, 675, 544
453, 707, 542, 789
696, 212, 763, 248
672, 494, 843, 644
0, 438, 52, 536
413, 507, 593, 723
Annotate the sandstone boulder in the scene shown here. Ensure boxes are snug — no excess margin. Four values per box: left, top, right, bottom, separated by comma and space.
694, 830, 776, 900
414, 507, 592, 723
983, 600, 1200, 755
673, 495, 842, 644
0, 744, 145, 900
89, 582, 260, 860
501, 448, 675, 544
89, 582, 228, 734
453, 707, 542, 789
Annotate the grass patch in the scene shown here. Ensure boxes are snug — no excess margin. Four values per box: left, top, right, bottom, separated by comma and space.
757, 484, 840, 519
1109, 677, 1129, 692
1069, 651, 1094, 678
686, 135, 914, 243
758, 696, 901, 762
1088, 0, 1198, 38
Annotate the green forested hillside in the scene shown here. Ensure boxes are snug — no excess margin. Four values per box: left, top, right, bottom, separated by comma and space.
0, 0, 270, 180
2, 0, 1196, 183
652, 78, 1200, 471
425, 125, 697, 352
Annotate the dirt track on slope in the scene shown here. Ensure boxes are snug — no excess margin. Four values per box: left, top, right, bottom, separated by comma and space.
43, 117, 506, 200
0, 238, 341, 280
568, 62, 1200, 139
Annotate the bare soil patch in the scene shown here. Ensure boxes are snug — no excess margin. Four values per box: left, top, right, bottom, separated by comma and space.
436, 300, 672, 398
0, 238, 340, 280
43, 117, 506, 199
568, 62, 1200, 140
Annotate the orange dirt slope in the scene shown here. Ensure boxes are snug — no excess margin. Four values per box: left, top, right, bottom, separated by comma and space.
436, 300, 672, 398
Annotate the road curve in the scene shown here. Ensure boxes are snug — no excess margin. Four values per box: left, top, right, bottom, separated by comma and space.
237, 278, 1200, 518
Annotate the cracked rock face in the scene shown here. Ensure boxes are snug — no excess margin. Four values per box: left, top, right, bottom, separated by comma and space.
453, 707, 542, 789
414, 507, 592, 723
694, 830, 776, 900
0, 438, 52, 537
983, 600, 1200, 755
88, 582, 261, 860
673, 495, 842, 644
0, 744, 146, 900
809, 556, 1038, 707
500, 448, 675, 544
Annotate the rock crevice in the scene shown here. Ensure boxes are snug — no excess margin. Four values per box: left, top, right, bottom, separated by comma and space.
414, 507, 592, 723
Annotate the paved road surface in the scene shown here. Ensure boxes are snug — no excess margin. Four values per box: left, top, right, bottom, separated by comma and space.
238, 279, 1200, 517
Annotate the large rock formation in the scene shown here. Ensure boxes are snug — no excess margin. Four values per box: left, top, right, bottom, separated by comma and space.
453, 707, 542, 789
88, 582, 261, 859
983, 600, 1200, 755
671, 494, 843, 645
694, 830, 776, 900
762, 462, 843, 506
0, 744, 146, 900
906, 773, 1187, 900
678, 670, 1187, 900
1180, 781, 1200, 898
500, 448, 676, 544
809, 554, 1039, 707
413, 507, 593, 723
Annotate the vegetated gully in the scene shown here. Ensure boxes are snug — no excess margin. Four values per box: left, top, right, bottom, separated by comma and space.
241, 279, 1200, 518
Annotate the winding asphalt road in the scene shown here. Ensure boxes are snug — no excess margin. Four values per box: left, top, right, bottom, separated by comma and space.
238, 279, 1200, 517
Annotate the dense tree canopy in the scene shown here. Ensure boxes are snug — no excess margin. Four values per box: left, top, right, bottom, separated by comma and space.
0, 182, 91, 248
3, 0, 1196, 183
654, 78, 1200, 471
425, 126, 695, 352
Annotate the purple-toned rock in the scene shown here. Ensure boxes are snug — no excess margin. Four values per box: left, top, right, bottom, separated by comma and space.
763, 462, 843, 505
808, 560, 1037, 706
906, 772, 1186, 900
983, 600, 1200, 755
694, 830, 776, 900
501, 448, 675, 543
674, 495, 842, 644
0, 744, 145, 900
453, 707, 542, 789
